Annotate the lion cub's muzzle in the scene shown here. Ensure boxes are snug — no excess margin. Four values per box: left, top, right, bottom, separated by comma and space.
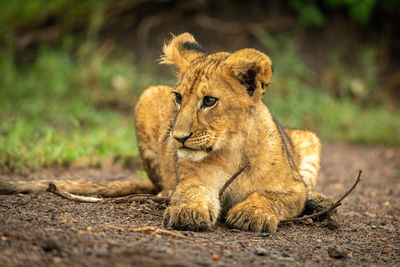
173, 132, 193, 145
172, 130, 213, 153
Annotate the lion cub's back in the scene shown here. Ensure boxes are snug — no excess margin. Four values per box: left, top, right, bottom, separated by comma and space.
135, 85, 174, 146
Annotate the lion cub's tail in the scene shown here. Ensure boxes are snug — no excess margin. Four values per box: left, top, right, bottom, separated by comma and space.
0, 178, 156, 197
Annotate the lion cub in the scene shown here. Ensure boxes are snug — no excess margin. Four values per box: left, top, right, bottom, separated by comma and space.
135, 33, 326, 232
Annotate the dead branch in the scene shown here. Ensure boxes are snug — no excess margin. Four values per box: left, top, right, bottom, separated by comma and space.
280, 170, 362, 223
106, 225, 193, 240
219, 158, 250, 199
47, 182, 104, 203
47, 182, 169, 204
108, 194, 169, 204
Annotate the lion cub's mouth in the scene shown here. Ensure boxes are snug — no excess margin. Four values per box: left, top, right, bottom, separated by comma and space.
178, 145, 213, 153
176, 146, 212, 162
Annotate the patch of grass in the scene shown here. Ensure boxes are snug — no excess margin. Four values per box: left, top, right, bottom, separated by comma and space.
0, 42, 169, 173
256, 32, 400, 145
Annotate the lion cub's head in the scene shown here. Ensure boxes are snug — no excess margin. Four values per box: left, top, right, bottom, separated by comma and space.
161, 33, 273, 161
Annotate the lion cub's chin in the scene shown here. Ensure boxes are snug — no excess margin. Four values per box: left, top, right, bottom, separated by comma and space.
176, 148, 208, 162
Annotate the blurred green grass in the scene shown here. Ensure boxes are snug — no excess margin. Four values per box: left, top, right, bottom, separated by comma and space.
0, 33, 398, 172
0, 41, 170, 172
257, 32, 400, 145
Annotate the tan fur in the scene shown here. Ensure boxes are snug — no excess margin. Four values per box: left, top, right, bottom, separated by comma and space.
0, 33, 329, 232
136, 33, 325, 232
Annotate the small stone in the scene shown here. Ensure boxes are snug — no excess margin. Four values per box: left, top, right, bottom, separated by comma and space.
43, 236, 62, 253
211, 254, 220, 261
328, 247, 348, 259
159, 246, 168, 253
275, 256, 295, 261
305, 218, 313, 224
106, 239, 119, 246
326, 219, 339, 230
223, 250, 233, 258
255, 247, 268, 256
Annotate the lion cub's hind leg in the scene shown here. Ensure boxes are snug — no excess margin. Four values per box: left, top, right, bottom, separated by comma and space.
286, 129, 321, 191
287, 130, 337, 220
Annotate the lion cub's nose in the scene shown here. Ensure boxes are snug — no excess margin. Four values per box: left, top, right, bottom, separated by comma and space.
173, 132, 193, 144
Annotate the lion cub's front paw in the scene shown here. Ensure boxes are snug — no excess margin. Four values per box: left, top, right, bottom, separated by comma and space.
163, 204, 216, 231
226, 200, 278, 233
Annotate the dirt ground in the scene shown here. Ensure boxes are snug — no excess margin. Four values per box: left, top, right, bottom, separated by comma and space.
0, 142, 399, 266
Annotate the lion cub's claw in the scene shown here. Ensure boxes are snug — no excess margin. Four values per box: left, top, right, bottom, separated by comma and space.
226, 203, 278, 233
162, 205, 215, 231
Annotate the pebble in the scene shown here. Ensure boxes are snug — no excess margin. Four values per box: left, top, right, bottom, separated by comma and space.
328, 247, 348, 259
159, 246, 168, 253
94, 247, 108, 257
223, 250, 233, 258
211, 254, 220, 261
255, 247, 268, 256
304, 218, 313, 224
326, 219, 340, 230
42, 236, 62, 253
106, 239, 119, 246
275, 256, 295, 261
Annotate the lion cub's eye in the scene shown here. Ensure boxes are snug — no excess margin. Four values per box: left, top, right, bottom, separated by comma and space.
173, 92, 182, 105
202, 96, 218, 108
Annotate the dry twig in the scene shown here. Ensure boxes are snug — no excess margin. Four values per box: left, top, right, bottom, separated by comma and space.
219, 158, 250, 199
106, 225, 193, 240
47, 182, 169, 204
47, 182, 104, 203
281, 170, 362, 223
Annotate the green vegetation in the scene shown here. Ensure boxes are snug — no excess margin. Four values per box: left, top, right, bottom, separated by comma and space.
0, 0, 105, 41
0, 41, 169, 172
289, 0, 400, 26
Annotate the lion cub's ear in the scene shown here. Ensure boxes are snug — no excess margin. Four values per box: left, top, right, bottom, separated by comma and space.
160, 33, 206, 72
225, 49, 272, 101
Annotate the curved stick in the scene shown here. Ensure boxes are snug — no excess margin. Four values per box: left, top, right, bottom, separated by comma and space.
281, 170, 362, 223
